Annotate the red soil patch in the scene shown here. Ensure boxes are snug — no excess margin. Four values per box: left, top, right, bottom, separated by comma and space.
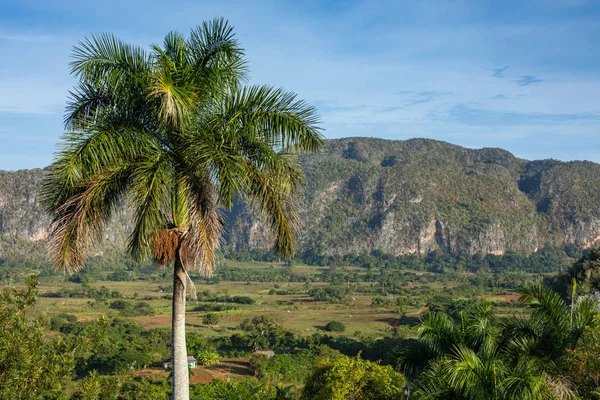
190, 369, 215, 384
133, 358, 252, 385
201, 358, 252, 382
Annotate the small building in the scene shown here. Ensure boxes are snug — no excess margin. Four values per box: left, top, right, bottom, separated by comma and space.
163, 356, 197, 369
254, 349, 275, 358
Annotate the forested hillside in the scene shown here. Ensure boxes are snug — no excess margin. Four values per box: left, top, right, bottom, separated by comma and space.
2, 138, 600, 261
225, 138, 600, 256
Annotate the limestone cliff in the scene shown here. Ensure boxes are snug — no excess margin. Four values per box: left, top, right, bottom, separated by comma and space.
2, 138, 600, 259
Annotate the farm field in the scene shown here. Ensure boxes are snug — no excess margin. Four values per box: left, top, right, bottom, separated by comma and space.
32, 259, 527, 338
21, 257, 534, 385
34, 276, 406, 337
3, 249, 586, 399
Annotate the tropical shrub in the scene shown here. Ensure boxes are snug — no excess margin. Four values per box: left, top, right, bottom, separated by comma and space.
197, 351, 220, 366
203, 313, 220, 325
325, 320, 346, 332
302, 354, 406, 400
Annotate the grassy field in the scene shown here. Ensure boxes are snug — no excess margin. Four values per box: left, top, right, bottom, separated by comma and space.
34, 279, 406, 337
18, 259, 536, 385
30, 259, 525, 340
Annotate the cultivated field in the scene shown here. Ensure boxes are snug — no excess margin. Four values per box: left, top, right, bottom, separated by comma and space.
32, 259, 522, 338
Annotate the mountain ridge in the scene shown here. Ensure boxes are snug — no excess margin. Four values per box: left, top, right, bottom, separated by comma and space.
1, 137, 599, 260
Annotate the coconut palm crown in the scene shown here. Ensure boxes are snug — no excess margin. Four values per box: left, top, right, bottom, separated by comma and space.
41, 18, 323, 400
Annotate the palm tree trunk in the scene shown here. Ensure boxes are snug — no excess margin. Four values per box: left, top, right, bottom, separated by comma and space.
172, 253, 189, 400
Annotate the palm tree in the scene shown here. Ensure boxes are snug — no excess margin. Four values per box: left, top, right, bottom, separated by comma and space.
396, 303, 496, 377
397, 286, 597, 399
416, 346, 557, 400
41, 19, 323, 400
500, 283, 599, 369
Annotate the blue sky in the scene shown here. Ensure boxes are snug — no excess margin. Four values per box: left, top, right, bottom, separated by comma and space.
1, 0, 600, 170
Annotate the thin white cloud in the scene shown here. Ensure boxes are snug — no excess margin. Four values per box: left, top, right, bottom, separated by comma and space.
1, 0, 600, 168
0, 33, 57, 43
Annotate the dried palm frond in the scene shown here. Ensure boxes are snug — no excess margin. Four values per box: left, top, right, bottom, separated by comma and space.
179, 176, 223, 278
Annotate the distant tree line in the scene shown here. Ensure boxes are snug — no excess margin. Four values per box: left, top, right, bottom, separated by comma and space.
227, 244, 580, 274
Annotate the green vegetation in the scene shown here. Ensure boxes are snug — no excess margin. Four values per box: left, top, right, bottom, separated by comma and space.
325, 320, 346, 332
1, 249, 600, 398
556, 247, 600, 296
3, 138, 600, 272
40, 17, 323, 400
302, 354, 406, 400
108, 300, 155, 316
395, 283, 600, 399
196, 351, 219, 366
226, 138, 600, 258
0, 277, 106, 399
202, 313, 219, 325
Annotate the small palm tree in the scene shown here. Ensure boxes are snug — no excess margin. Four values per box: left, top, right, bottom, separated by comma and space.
398, 286, 596, 400
501, 283, 599, 368
41, 19, 322, 400
397, 302, 496, 377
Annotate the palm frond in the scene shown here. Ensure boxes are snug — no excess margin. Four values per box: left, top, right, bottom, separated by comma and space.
544, 375, 578, 400
418, 313, 461, 357
500, 359, 550, 400
519, 284, 571, 343
393, 338, 436, 379
243, 161, 299, 259
221, 85, 324, 152
41, 127, 156, 213
148, 66, 197, 130
127, 153, 172, 261
154, 31, 188, 69
570, 295, 600, 348
70, 33, 150, 88
188, 18, 248, 89
180, 174, 223, 277
463, 302, 497, 352
413, 358, 458, 400
64, 83, 112, 130
45, 166, 131, 272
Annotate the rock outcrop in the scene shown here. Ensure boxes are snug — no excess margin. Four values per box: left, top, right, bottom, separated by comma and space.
2, 138, 600, 259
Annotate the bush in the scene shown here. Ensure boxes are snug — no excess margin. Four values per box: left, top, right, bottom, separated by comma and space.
50, 313, 77, 331
108, 300, 154, 316
260, 351, 316, 385
68, 272, 97, 284
302, 355, 406, 399
193, 303, 236, 312
248, 354, 268, 376
109, 300, 129, 310
203, 313, 220, 325
197, 350, 220, 366
308, 286, 348, 303
325, 321, 346, 332
107, 270, 133, 281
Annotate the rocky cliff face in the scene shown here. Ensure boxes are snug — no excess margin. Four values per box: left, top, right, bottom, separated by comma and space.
224, 138, 600, 256
0, 169, 49, 241
2, 138, 600, 259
